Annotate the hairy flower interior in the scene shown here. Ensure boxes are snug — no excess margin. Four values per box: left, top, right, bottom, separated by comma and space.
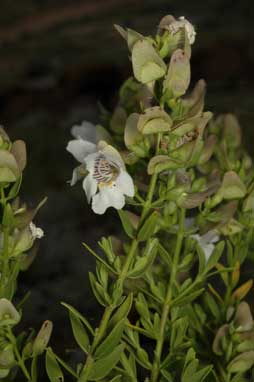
93, 154, 119, 188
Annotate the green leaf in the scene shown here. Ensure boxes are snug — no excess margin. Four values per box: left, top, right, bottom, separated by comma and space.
173, 289, 205, 307
120, 351, 137, 380
137, 211, 159, 241
128, 238, 158, 278
118, 210, 135, 238
182, 359, 199, 381
161, 369, 174, 382
88, 344, 125, 380
89, 273, 110, 307
83, 242, 117, 275
109, 376, 122, 382
136, 348, 151, 369
46, 348, 64, 382
170, 317, 189, 350
135, 293, 151, 322
203, 292, 220, 319
191, 366, 213, 382
7, 175, 22, 200
61, 303, 94, 335
95, 319, 125, 358
228, 351, 254, 374
158, 243, 172, 268
69, 311, 90, 353
109, 294, 133, 329
205, 241, 225, 272
184, 348, 196, 369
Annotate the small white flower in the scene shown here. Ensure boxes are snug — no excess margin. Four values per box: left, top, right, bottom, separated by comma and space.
192, 230, 220, 262
67, 121, 111, 186
29, 222, 44, 239
67, 137, 135, 214
169, 16, 196, 45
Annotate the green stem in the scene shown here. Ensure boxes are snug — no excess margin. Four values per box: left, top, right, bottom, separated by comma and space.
79, 354, 94, 381
7, 328, 32, 381
151, 208, 186, 382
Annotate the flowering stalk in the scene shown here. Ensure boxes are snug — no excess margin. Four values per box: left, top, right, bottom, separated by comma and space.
80, 155, 159, 380
0, 128, 51, 381
0, 188, 10, 298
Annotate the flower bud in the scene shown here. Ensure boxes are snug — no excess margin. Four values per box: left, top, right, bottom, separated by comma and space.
163, 49, 190, 99
32, 320, 53, 356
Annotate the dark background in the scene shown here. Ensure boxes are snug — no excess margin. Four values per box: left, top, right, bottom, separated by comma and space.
0, 0, 253, 356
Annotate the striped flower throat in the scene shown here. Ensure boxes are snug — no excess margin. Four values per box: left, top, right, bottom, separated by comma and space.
93, 154, 120, 189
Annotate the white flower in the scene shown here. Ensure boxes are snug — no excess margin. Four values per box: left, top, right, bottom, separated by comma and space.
192, 230, 220, 262
29, 222, 44, 239
67, 121, 112, 186
169, 16, 196, 45
67, 137, 135, 214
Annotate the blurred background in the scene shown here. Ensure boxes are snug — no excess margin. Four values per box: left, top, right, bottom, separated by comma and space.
0, 0, 253, 358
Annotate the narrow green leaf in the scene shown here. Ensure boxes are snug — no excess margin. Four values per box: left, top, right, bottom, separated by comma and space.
196, 244, 206, 275
192, 365, 213, 382
161, 369, 174, 382
203, 292, 220, 319
89, 273, 109, 307
173, 289, 205, 307
118, 210, 135, 238
7, 175, 22, 200
88, 344, 125, 380
182, 359, 199, 382
61, 303, 94, 335
46, 348, 64, 382
205, 241, 225, 272
158, 243, 172, 268
128, 238, 158, 278
69, 311, 90, 353
109, 293, 133, 329
95, 319, 125, 358
83, 242, 117, 275
137, 211, 159, 241
120, 351, 137, 380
